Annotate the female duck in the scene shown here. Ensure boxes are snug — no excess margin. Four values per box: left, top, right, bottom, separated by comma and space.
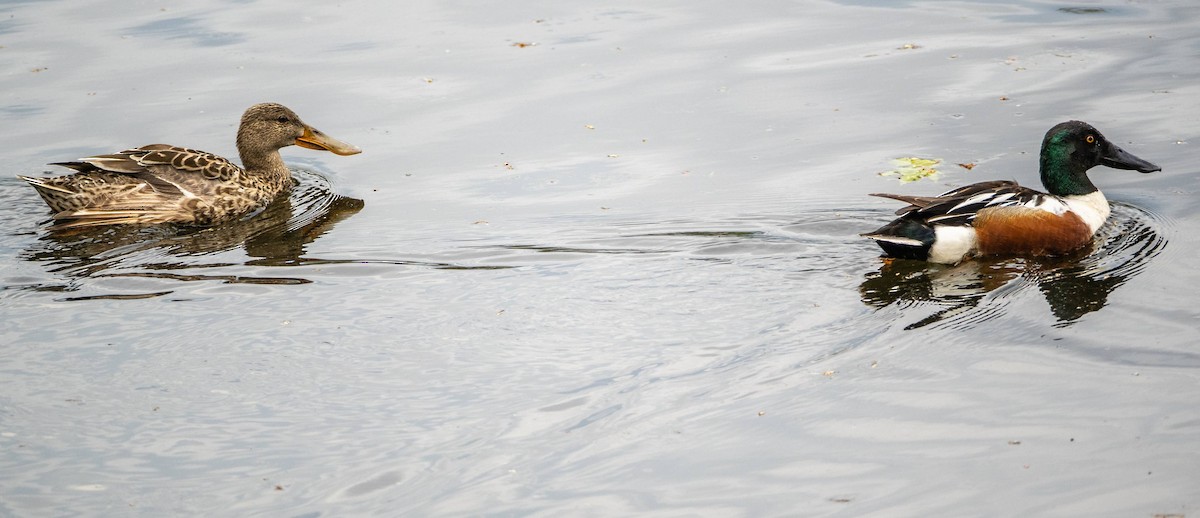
863, 121, 1160, 263
19, 103, 360, 230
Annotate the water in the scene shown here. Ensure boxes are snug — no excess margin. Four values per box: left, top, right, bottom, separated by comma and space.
2, 1, 1199, 516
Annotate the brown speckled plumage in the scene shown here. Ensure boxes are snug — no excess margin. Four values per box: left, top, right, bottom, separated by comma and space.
19, 103, 360, 230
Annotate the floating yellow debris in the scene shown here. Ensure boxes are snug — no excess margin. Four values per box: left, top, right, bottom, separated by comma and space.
880, 157, 943, 183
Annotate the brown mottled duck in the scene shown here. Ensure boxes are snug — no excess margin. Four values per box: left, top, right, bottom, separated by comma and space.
18, 103, 361, 230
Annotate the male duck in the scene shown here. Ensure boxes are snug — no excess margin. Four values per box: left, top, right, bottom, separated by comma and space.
863, 121, 1160, 263
19, 103, 360, 230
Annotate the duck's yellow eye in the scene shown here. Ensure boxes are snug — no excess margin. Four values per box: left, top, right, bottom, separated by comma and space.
1085, 135, 1096, 144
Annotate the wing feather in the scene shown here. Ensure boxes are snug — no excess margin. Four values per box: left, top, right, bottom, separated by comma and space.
871, 180, 1051, 227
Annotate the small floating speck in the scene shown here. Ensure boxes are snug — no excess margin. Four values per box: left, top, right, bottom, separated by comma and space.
898, 43, 921, 50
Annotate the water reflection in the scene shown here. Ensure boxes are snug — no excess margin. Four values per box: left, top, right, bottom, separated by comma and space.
860, 203, 1167, 329
18, 171, 364, 298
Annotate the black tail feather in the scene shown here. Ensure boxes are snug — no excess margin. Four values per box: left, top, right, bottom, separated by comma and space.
863, 218, 936, 260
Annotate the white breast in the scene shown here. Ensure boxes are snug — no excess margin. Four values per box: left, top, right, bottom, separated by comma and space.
1062, 191, 1110, 233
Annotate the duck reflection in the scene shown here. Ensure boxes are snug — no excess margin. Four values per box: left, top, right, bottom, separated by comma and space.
860, 208, 1165, 329
21, 174, 363, 293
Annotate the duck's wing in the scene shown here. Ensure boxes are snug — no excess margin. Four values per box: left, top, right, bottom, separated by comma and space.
51, 144, 243, 194
30, 145, 244, 229
870, 181, 1017, 214
870, 181, 1050, 227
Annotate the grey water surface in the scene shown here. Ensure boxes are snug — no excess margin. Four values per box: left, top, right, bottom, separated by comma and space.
2, 1, 1199, 516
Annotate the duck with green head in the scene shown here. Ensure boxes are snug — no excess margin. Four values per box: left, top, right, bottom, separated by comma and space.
862, 121, 1160, 263
19, 103, 361, 230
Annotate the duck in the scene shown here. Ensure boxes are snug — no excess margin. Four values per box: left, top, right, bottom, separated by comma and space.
862, 121, 1160, 264
18, 102, 361, 230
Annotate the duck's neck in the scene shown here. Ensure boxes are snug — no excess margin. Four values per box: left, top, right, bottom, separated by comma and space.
238, 144, 291, 182
1039, 145, 1097, 197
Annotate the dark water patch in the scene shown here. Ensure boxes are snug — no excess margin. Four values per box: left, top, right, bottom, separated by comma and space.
58, 290, 174, 301
1059, 7, 1108, 15
343, 470, 404, 497
496, 243, 671, 255
566, 404, 623, 432
124, 17, 246, 47
433, 264, 518, 270
247, 256, 518, 270
97, 271, 312, 285
631, 230, 765, 239
0, 16, 23, 36
0, 104, 45, 118
331, 41, 379, 52
464, 216, 807, 266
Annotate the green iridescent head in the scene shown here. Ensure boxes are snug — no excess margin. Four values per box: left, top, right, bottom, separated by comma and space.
1039, 120, 1160, 196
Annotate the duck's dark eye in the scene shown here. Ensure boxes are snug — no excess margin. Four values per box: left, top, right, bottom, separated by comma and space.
1085, 135, 1096, 144
276, 116, 290, 123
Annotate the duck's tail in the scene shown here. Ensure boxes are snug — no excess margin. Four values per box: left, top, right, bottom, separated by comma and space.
862, 218, 936, 261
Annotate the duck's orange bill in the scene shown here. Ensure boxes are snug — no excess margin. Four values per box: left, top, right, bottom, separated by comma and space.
296, 126, 362, 156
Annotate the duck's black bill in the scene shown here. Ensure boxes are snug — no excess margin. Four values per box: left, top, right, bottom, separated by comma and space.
1102, 141, 1160, 173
